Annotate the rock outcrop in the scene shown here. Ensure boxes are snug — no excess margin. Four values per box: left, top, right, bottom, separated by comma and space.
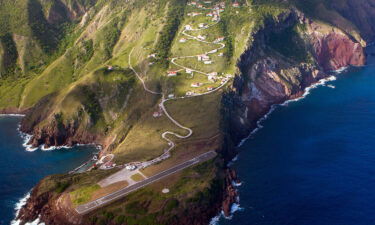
15, 6, 370, 225
231, 10, 366, 141
222, 169, 240, 217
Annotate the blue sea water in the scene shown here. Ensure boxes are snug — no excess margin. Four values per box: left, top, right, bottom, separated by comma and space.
220, 63, 375, 225
2, 63, 375, 225
0, 117, 97, 224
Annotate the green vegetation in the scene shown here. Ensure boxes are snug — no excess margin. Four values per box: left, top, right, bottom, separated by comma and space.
70, 185, 100, 205
267, 26, 308, 62
0, 0, 369, 224
85, 160, 223, 225
155, 0, 187, 66
130, 173, 145, 182
0, 33, 18, 76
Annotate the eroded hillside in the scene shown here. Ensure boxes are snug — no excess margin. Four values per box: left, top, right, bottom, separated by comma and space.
2, 0, 374, 224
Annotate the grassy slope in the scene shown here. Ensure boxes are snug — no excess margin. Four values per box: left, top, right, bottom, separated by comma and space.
8, 0, 372, 224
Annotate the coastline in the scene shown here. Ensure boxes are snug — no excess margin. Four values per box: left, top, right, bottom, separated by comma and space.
8, 70, 345, 225
1, 116, 100, 223
211, 71, 342, 224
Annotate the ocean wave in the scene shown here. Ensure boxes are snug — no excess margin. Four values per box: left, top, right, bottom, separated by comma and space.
19, 132, 38, 152
237, 75, 337, 148
0, 114, 25, 117
11, 192, 30, 225
216, 75, 339, 224
40, 144, 72, 151
232, 180, 242, 187
227, 154, 239, 167
333, 66, 348, 74
12, 217, 45, 225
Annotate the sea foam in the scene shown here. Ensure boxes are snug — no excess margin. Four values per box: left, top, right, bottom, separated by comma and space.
238, 75, 337, 147
211, 75, 338, 224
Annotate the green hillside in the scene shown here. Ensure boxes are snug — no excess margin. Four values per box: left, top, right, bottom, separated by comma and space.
3, 0, 374, 224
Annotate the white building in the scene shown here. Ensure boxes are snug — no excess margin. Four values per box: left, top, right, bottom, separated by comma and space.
126, 165, 137, 171
185, 25, 193, 30
215, 36, 225, 42
179, 38, 187, 43
218, 52, 224, 57
204, 60, 212, 64
186, 68, 193, 74
191, 83, 202, 88
197, 54, 210, 61
198, 23, 206, 28
167, 70, 177, 77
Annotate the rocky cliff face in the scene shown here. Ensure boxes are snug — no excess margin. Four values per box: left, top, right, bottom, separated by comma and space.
217, 10, 367, 219
15, 5, 371, 225
230, 10, 366, 145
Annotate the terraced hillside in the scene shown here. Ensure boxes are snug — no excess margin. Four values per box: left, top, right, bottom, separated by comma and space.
2, 0, 375, 224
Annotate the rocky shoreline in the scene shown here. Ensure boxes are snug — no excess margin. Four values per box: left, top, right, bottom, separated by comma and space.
13, 7, 370, 225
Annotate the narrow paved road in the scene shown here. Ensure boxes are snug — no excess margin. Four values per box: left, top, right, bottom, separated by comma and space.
76, 151, 217, 214
127, 1, 229, 169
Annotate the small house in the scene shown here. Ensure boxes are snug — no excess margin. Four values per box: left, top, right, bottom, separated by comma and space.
218, 52, 224, 57
216, 36, 225, 42
179, 38, 187, 43
126, 165, 137, 171
204, 60, 212, 64
198, 23, 206, 28
153, 111, 162, 118
168, 94, 175, 99
148, 53, 157, 58
185, 25, 193, 30
202, 55, 210, 61
186, 68, 193, 74
197, 54, 210, 61
167, 70, 178, 77
208, 72, 218, 76
191, 83, 202, 88
207, 86, 214, 91
232, 2, 240, 7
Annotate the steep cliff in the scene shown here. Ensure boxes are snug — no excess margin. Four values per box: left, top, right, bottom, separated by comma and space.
11, 1, 374, 224
229, 9, 366, 144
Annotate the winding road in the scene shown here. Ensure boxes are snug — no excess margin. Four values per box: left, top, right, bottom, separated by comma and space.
75, 1, 229, 214
126, 1, 229, 168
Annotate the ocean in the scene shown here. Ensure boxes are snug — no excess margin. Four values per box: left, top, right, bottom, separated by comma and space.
0, 116, 97, 224
218, 62, 375, 224
2, 59, 375, 225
